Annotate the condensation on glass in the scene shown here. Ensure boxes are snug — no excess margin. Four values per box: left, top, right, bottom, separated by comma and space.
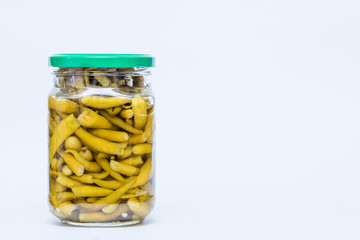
48, 55, 155, 227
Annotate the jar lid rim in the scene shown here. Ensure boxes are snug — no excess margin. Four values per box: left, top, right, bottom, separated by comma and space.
49, 54, 154, 68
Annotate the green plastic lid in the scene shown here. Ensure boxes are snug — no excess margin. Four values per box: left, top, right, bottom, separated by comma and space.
49, 54, 154, 68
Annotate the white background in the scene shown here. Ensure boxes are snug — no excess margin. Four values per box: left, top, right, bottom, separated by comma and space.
0, 0, 359, 239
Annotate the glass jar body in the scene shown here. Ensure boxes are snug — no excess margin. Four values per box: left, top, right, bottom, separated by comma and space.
48, 67, 155, 226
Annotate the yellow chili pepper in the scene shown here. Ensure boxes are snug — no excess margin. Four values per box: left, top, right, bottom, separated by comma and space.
92, 179, 136, 208
118, 146, 132, 159
133, 94, 147, 130
75, 127, 125, 155
49, 192, 59, 207
105, 106, 122, 116
49, 169, 63, 176
79, 147, 93, 161
49, 179, 56, 195
55, 199, 73, 208
127, 188, 143, 194
95, 156, 125, 181
56, 176, 83, 188
77, 203, 102, 213
110, 160, 140, 176
49, 96, 79, 114
75, 71, 85, 88
81, 95, 132, 109
79, 144, 99, 155
132, 143, 152, 155
93, 179, 124, 189
56, 157, 64, 170
120, 156, 143, 166
55, 183, 67, 193
120, 190, 146, 199
135, 158, 152, 187
56, 192, 75, 202
89, 129, 129, 142
79, 204, 129, 222
65, 149, 102, 172
99, 110, 143, 134
92, 71, 111, 86
128, 115, 153, 144
120, 142, 128, 149
56, 111, 69, 119
128, 134, 146, 145
51, 111, 61, 124
61, 165, 73, 176
64, 136, 82, 151
49, 114, 80, 160
125, 119, 134, 126
86, 197, 98, 203
120, 109, 134, 119
50, 177, 68, 193
78, 108, 113, 129
102, 201, 121, 214
98, 152, 112, 159
144, 115, 154, 137
70, 174, 94, 184
59, 152, 84, 176
57, 201, 77, 217
72, 186, 113, 197
90, 171, 109, 179
127, 198, 151, 217
49, 115, 56, 133
83, 68, 93, 86
138, 194, 153, 202
50, 158, 58, 170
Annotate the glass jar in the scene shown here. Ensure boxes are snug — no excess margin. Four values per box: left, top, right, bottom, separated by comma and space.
48, 54, 155, 227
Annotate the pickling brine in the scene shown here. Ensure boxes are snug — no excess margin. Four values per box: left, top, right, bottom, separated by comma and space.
48, 54, 155, 227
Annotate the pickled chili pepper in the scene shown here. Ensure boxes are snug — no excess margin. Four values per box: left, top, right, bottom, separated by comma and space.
133, 94, 147, 130
81, 95, 132, 109
78, 108, 113, 129
49, 96, 79, 114
75, 128, 125, 155
99, 110, 143, 134
49, 114, 80, 160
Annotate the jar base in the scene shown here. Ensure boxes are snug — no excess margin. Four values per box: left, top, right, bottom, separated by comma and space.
61, 219, 142, 227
